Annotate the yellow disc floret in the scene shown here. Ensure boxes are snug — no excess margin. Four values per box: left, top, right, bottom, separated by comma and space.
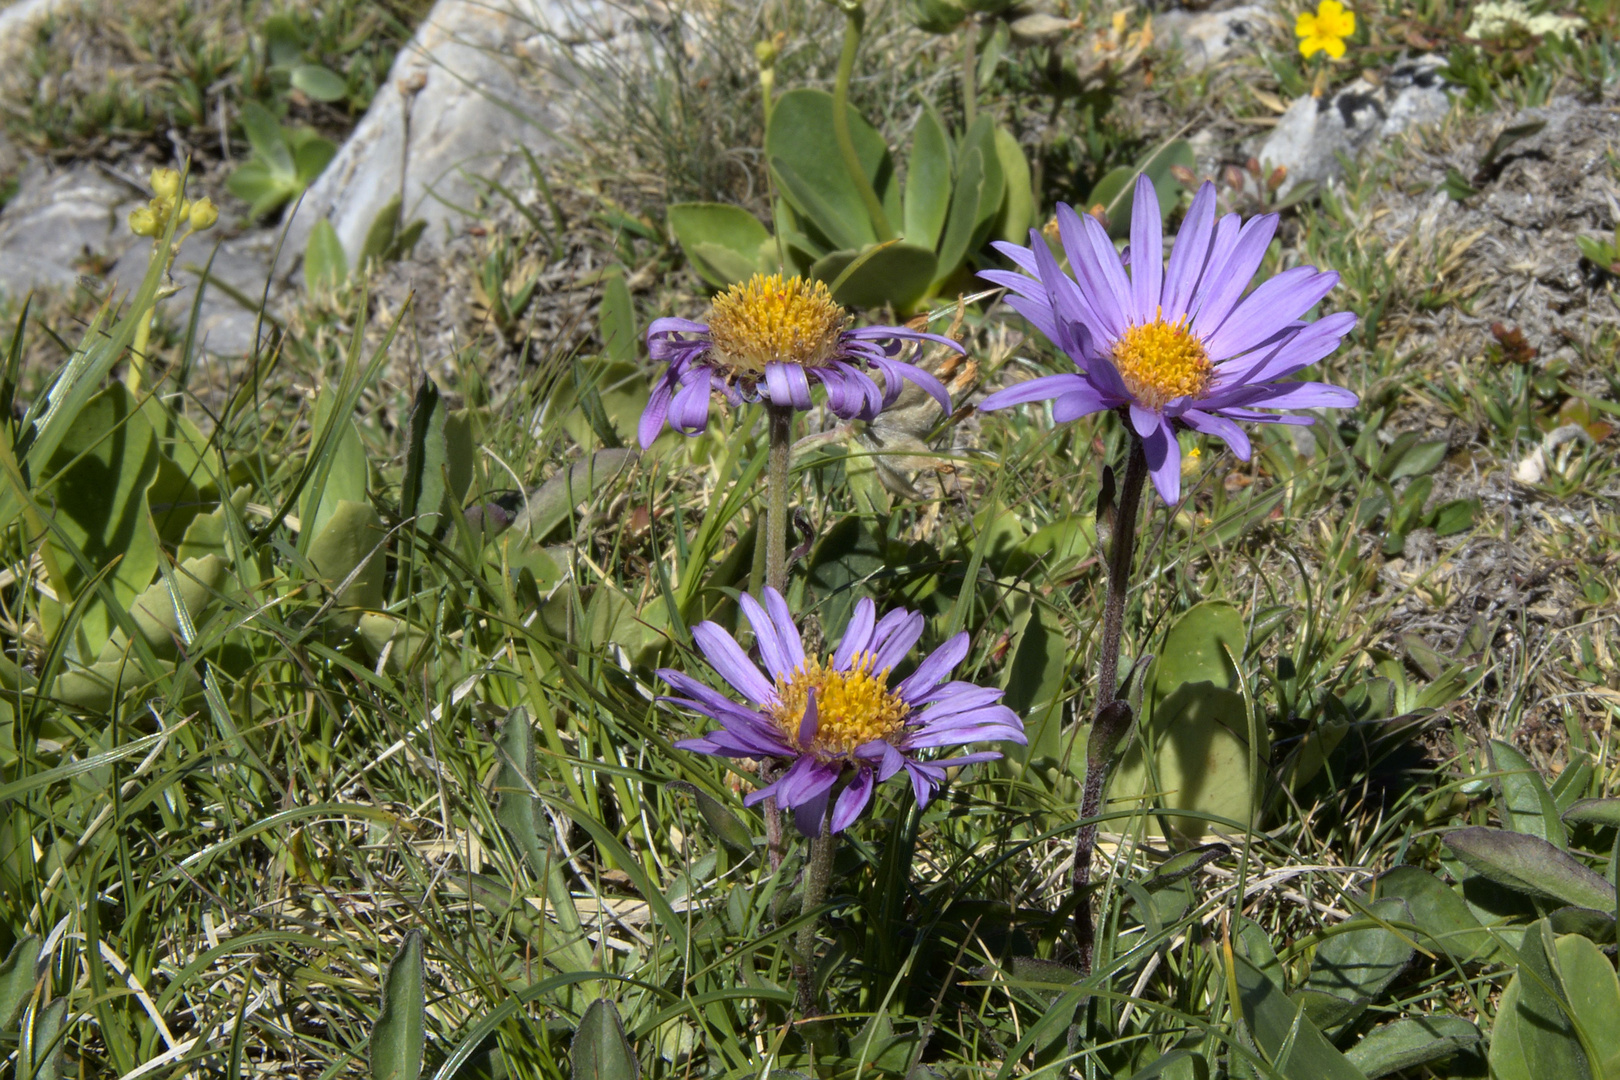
706, 273, 850, 378
766, 654, 909, 759
1111, 310, 1213, 411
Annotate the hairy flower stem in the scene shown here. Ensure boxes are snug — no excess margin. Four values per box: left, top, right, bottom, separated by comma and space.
795, 818, 837, 1013
832, 5, 895, 242
1072, 432, 1147, 973
761, 402, 795, 872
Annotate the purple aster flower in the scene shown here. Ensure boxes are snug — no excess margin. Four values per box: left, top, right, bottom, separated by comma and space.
639, 273, 965, 448
977, 174, 1359, 503
659, 588, 1026, 835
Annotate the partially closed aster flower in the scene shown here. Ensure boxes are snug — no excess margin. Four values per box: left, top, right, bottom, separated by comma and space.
640, 273, 964, 448
660, 588, 1025, 835
978, 174, 1358, 503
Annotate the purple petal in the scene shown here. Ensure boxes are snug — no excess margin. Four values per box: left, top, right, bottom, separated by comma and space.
762, 588, 804, 672
1211, 311, 1357, 390
1053, 386, 1111, 423
1057, 204, 1130, 339
1231, 381, 1359, 410
1141, 419, 1182, 504
897, 632, 970, 702
798, 687, 819, 747
638, 375, 676, 448
764, 363, 813, 410
830, 768, 875, 833
1191, 214, 1278, 339
657, 669, 769, 727
669, 372, 714, 434
1129, 402, 1161, 437
871, 612, 925, 673
905, 760, 947, 807
1163, 182, 1217, 320
938, 750, 1005, 767
793, 789, 832, 837
832, 598, 878, 670
1128, 174, 1163, 322
855, 739, 909, 781
648, 316, 709, 337
875, 359, 952, 415
868, 608, 916, 659
776, 755, 841, 810
691, 622, 775, 704
738, 593, 793, 679
1181, 408, 1252, 461
1203, 267, 1339, 361
979, 373, 1089, 412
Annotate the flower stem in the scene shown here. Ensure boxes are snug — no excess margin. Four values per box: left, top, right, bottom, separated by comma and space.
1072, 431, 1147, 973
765, 403, 793, 594
795, 816, 836, 1013
832, 5, 895, 243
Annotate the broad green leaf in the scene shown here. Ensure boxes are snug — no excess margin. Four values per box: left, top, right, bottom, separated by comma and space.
1303, 897, 1414, 1002
767, 89, 894, 252
21, 997, 67, 1080
305, 218, 348, 292
291, 63, 347, 102
510, 449, 635, 543
999, 595, 1068, 766
1557, 932, 1620, 1075
1563, 799, 1620, 828
1344, 1016, 1481, 1079
292, 132, 338, 184
371, 931, 425, 1080
399, 378, 470, 542
932, 146, 985, 289
961, 115, 1005, 242
903, 103, 953, 251
357, 614, 428, 675
0, 935, 40, 1029
1443, 828, 1615, 911
809, 242, 937, 312
667, 203, 774, 288
1088, 140, 1196, 238
238, 100, 293, 174
669, 781, 754, 857
360, 196, 402, 269
1386, 438, 1449, 480
805, 516, 886, 641
599, 269, 638, 363
1498, 921, 1593, 1080
572, 999, 639, 1080
1124, 1051, 1208, 1080
97, 554, 227, 664
39, 383, 162, 656
1373, 865, 1497, 962
1231, 954, 1369, 1080
992, 125, 1033, 244
1492, 739, 1566, 847
301, 395, 369, 545
307, 500, 387, 614
264, 14, 303, 66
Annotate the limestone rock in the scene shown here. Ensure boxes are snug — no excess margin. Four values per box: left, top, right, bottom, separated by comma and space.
1155, 4, 1274, 72
274, 0, 613, 282
0, 163, 142, 294
1259, 55, 1452, 193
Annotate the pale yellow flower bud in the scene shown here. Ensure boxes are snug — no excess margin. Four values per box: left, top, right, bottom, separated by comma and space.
129, 206, 158, 237
188, 197, 218, 231
150, 167, 182, 200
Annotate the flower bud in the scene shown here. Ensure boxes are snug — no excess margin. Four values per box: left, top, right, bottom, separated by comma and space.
754, 36, 779, 69
150, 167, 181, 200
188, 197, 218, 231
129, 206, 158, 237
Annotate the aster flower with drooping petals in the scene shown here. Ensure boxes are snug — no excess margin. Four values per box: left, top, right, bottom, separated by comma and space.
639, 273, 965, 448
977, 174, 1358, 503
659, 588, 1025, 835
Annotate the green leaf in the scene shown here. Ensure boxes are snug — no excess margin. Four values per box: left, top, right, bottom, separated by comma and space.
21, 997, 67, 1080
1443, 827, 1615, 912
1492, 739, 1566, 847
399, 378, 469, 542
39, 383, 162, 657
264, 14, 304, 66
0, 935, 40, 1030
291, 63, 348, 102
360, 196, 403, 270
238, 100, 293, 174
768, 88, 894, 252
1373, 865, 1498, 963
992, 125, 1033, 244
293, 133, 338, 185
226, 159, 293, 219
98, 554, 228, 663
371, 930, 425, 1080
1344, 1016, 1481, 1079
960, 115, 1005, 245
1557, 931, 1620, 1075
903, 103, 953, 252
1110, 601, 1265, 839
1087, 140, 1196, 238
1498, 921, 1593, 1080
305, 218, 348, 292
667, 203, 775, 289
307, 500, 387, 614
510, 449, 635, 543
1231, 954, 1369, 1080
1386, 437, 1449, 480
1428, 498, 1477, 536
999, 595, 1068, 765
810, 242, 937, 312
494, 708, 545, 873
669, 781, 754, 857
932, 145, 985, 289
572, 999, 639, 1080
1303, 897, 1414, 1002
1563, 799, 1620, 828
599, 268, 638, 363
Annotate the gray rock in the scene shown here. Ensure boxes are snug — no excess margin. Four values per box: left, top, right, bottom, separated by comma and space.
1259, 55, 1452, 193
275, 0, 613, 282
108, 228, 282, 356
1155, 4, 1274, 72
0, 163, 142, 294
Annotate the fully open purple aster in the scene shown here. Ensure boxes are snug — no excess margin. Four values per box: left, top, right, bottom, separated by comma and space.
658, 588, 1025, 835
977, 174, 1359, 503
640, 273, 964, 448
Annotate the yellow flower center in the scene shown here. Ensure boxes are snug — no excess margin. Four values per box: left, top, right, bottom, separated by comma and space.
1111, 311, 1213, 410
766, 655, 910, 759
706, 273, 850, 378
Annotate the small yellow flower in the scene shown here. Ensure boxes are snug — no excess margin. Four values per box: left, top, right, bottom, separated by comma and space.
128, 206, 158, 237
149, 167, 182, 200
189, 197, 218, 231
1296, 0, 1355, 59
